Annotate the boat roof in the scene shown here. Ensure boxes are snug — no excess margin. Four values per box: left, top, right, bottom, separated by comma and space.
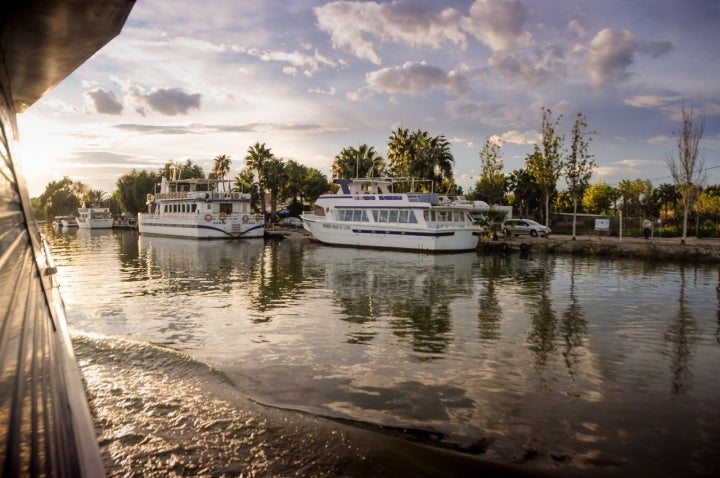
333, 177, 435, 194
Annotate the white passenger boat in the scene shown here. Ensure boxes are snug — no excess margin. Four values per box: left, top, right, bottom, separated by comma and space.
301, 177, 482, 252
138, 177, 264, 239
77, 201, 114, 229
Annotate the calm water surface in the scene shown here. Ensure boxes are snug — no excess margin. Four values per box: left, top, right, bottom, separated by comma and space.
45, 226, 720, 477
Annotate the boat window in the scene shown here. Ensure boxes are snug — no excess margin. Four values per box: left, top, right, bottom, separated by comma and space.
220, 203, 232, 214
191, 204, 197, 213
398, 210, 407, 223
408, 211, 418, 223
378, 210, 389, 223
351, 209, 363, 221
388, 210, 398, 223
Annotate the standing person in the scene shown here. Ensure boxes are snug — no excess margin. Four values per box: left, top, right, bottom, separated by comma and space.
642, 218, 653, 240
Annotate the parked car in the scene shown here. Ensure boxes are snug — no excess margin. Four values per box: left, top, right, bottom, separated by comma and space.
502, 219, 551, 237
278, 217, 303, 229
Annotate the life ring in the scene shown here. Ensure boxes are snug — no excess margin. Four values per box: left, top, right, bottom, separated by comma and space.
204, 214, 212, 222
219, 212, 227, 221
242, 215, 249, 223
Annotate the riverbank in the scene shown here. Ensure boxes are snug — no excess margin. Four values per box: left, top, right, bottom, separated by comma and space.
501, 234, 720, 264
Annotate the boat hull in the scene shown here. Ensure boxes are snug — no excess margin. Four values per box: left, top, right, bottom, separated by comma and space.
138, 215, 264, 239
303, 217, 480, 252
77, 218, 114, 229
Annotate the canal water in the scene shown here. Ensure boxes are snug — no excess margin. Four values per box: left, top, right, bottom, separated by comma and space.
45, 226, 720, 477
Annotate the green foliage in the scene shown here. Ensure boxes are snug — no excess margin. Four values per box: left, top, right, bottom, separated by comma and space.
526, 108, 564, 226
332, 144, 385, 178
475, 138, 506, 205
386, 127, 455, 192
159, 159, 205, 180
35, 176, 85, 219
114, 169, 159, 214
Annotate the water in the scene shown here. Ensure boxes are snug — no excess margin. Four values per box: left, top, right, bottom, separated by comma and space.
45, 227, 720, 477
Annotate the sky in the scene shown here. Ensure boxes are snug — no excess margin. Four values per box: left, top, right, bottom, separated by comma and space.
16, 0, 720, 197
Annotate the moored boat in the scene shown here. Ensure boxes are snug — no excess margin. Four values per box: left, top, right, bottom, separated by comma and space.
77, 201, 114, 229
61, 216, 79, 228
138, 177, 264, 239
301, 177, 482, 252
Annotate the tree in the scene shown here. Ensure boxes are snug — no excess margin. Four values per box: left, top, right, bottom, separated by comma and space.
526, 108, 564, 226
582, 182, 615, 215
564, 113, 596, 239
386, 128, 455, 192
617, 179, 653, 219
264, 157, 286, 221
507, 168, 541, 219
475, 138, 506, 205
36, 176, 83, 219
159, 159, 204, 180
332, 144, 385, 178
301, 168, 331, 204
114, 169, 159, 214
386, 127, 412, 178
245, 142, 275, 222
211, 154, 232, 186
654, 183, 679, 224
666, 106, 705, 243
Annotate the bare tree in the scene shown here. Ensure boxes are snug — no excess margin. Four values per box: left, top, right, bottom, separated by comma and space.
666, 106, 705, 244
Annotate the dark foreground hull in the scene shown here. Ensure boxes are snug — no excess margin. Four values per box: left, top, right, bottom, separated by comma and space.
0, 1, 135, 475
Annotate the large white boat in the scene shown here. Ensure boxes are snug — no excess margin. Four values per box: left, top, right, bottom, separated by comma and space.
77, 201, 114, 229
301, 178, 482, 252
138, 177, 264, 239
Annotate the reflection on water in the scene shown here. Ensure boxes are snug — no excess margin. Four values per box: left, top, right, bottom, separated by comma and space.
44, 227, 720, 476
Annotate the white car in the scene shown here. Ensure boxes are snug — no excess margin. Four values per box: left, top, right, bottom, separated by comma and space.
502, 219, 551, 237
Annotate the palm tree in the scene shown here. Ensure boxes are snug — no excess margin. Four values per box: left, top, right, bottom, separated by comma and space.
212, 154, 231, 179
264, 157, 286, 221
332, 144, 385, 178
386, 127, 412, 178
245, 142, 274, 222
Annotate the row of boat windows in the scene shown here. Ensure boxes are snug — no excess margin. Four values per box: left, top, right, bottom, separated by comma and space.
335, 208, 469, 223
160, 203, 236, 214
163, 203, 200, 213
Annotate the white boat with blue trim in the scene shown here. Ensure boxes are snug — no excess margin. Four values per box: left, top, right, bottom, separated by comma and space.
138, 177, 264, 239
301, 177, 482, 252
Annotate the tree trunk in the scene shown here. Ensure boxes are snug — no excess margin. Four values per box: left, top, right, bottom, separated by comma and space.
572, 196, 578, 239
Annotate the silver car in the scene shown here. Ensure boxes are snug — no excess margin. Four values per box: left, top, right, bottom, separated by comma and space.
502, 219, 551, 237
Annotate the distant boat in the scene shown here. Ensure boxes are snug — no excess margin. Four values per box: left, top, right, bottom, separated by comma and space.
62, 216, 79, 228
301, 177, 483, 252
138, 177, 264, 239
77, 201, 114, 229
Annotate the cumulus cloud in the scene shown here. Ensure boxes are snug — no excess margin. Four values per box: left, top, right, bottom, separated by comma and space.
492, 129, 540, 145
586, 29, 673, 87
85, 88, 123, 115
487, 47, 564, 85
365, 61, 469, 96
463, 0, 530, 51
126, 85, 202, 116
314, 0, 526, 64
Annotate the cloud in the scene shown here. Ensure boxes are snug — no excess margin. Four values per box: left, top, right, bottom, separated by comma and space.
113, 122, 335, 135
85, 88, 124, 115
314, 1, 474, 64
365, 61, 469, 96
487, 49, 562, 85
586, 29, 674, 87
491, 129, 540, 145
463, 0, 531, 51
126, 85, 202, 116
